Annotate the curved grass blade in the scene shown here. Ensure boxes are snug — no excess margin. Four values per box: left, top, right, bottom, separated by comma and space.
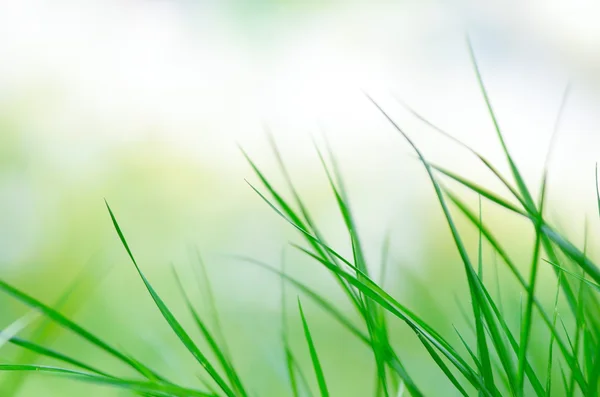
105, 201, 235, 397
313, 141, 391, 396
172, 266, 247, 397
367, 95, 514, 396
0, 277, 161, 381
448, 188, 586, 392
8, 337, 109, 377
466, 36, 535, 213
240, 148, 363, 312
243, 183, 423, 396
0, 365, 215, 397
416, 331, 470, 397
2, 254, 115, 394
294, 245, 492, 396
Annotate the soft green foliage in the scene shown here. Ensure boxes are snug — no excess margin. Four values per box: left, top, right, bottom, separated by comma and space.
1, 42, 600, 397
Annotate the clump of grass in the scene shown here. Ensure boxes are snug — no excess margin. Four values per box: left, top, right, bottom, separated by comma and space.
1, 39, 600, 397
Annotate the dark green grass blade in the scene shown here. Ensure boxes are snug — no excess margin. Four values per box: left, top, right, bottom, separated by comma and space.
401, 86, 599, 305
294, 245, 492, 396
0, 365, 215, 397
434, 161, 600, 290
589, 353, 600, 397
243, 184, 423, 396
367, 95, 517, 396
408, 109, 584, 315
445, 191, 578, 362
452, 237, 544, 396
0, 277, 161, 381
248, 179, 436, 396
298, 299, 329, 397
472, 197, 495, 394
105, 201, 235, 397
172, 266, 247, 397
517, 172, 548, 395
475, 269, 545, 397
265, 132, 395, 393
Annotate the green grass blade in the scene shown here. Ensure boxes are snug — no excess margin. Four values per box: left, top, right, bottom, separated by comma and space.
466, 36, 536, 212
415, 331, 470, 397
446, 192, 572, 352
430, 163, 527, 218
105, 201, 235, 397
298, 299, 329, 397
0, 365, 215, 397
243, 183, 422, 395
0, 277, 161, 381
476, 270, 545, 397
241, 148, 363, 312
172, 266, 247, 397
8, 337, 109, 377
2, 255, 114, 394
367, 95, 516, 395
294, 245, 491, 395
313, 140, 391, 395
517, 174, 548, 395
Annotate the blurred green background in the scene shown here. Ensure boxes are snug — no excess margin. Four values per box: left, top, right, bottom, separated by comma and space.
2, 0, 600, 395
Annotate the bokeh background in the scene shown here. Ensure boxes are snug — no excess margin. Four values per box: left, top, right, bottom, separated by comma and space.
2, 0, 600, 395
